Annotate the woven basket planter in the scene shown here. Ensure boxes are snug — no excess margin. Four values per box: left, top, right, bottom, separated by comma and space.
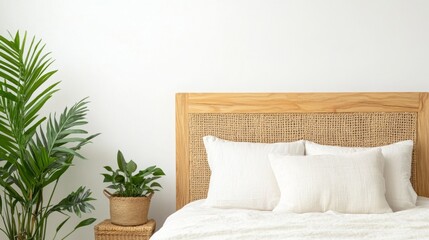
104, 190, 152, 226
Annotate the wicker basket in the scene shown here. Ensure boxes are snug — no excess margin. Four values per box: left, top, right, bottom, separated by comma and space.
104, 190, 152, 226
94, 219, 156, 240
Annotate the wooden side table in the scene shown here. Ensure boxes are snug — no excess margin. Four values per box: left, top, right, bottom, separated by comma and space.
94, 219, 156, 240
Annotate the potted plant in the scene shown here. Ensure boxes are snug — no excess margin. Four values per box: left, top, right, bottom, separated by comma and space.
0, 32, 98, 240
102, 150, 165, 226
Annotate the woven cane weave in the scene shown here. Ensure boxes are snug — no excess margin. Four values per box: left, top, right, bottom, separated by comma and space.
94, 219, 155, 240
188, 112, 417, 202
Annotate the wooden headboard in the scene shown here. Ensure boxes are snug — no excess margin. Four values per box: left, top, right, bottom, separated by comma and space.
176, 93, 429, 210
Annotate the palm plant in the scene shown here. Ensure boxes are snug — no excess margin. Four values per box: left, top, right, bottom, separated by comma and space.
0, 31, 98, 240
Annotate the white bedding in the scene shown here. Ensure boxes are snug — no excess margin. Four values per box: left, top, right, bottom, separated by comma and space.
151, 197, 429, 240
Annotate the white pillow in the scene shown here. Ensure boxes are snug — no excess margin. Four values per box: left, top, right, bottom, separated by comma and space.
270, 149, 392, 214
305, 140, 417, 211
203, 136, 305, 210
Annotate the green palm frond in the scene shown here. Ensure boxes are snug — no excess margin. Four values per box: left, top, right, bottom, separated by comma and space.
0, 32, 59, 162
51, 186, 95, 217
28, 99, 100, 187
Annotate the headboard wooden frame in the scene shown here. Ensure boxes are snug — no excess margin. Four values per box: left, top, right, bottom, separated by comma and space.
176, 92, 429, 210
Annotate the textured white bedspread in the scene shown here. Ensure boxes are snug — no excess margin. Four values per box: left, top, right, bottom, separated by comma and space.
151, 197, 429, 240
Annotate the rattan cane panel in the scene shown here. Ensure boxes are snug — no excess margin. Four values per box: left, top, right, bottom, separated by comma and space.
188, 112, 417, 202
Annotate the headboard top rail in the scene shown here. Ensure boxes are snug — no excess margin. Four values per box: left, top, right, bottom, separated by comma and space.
185, 92, 421, 113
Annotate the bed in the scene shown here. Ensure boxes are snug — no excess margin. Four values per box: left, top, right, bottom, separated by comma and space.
152, 92, 429, 240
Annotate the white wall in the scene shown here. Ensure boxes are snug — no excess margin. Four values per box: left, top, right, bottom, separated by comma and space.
1, 0, 428, 239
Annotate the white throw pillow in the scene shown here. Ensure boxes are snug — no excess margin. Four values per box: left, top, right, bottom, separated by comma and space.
270, 149, 392, 214
203, 136, 305, 210
305, 140, 417, 211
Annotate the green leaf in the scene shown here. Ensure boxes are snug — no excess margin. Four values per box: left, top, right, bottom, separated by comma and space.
135, 170, 152, 178
55, 137, 88, 144
126, 160, 137, 174
132, 176, 144, 185
117, 150, 126, 171
24, 81, 59, 124
0, 90, 18, 101
150, 182, 162, 188
153, 168, 166, 176
56, 217, 70, 233
103, 166, 113, 172
102, 174, 113, 183
59, 129, 88, 135
114, 175, 125, 183
74, 218, 96, 230
43, 161, 71, 187
53, 146, 84, 159
145, 165, 157, 172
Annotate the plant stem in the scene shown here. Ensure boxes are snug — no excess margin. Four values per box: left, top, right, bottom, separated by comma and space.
60, 229, 76, 240
37, 189, 44, 240
42, 179, 59, 239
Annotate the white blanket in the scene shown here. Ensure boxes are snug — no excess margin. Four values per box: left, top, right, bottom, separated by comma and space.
151, 197, 429, 240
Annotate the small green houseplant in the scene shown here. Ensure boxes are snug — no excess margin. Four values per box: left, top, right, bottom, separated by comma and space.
102, 150, 165, 226
0, 32, 98, 240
